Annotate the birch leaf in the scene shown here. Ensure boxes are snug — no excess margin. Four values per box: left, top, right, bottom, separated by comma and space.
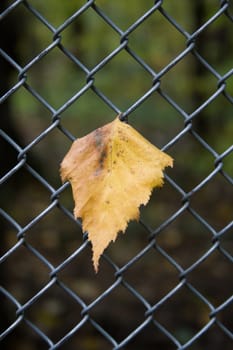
60, 116, 173, 271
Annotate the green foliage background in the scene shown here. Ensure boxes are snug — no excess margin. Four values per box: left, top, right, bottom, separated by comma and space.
11, 1, 233, 172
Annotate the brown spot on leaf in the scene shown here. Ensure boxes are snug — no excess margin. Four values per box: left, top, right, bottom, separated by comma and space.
94, 128, 103, 148
99, 148, 107, 167
93, 128, 108, 172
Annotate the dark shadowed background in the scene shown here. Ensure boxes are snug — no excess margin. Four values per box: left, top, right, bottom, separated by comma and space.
0, 1, 232, 349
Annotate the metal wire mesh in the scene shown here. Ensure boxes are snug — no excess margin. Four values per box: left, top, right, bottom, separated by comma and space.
0, 1, 232, 349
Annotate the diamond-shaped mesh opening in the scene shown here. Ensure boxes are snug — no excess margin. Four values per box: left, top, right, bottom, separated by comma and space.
156, 212, 213, 268
1, 244, 50, 302
59, 90, 116, 136
129, 10, 187, 71
192, 94, 233, 152
191, 173, 233, 229
131, 92, 184, 142
61, 9, 121, 68
188, 249, 233, 305
0, 3, 53, 66
87, 285, 147, 340
1, 1, 232, 350
91, 50, 153, 108
26, 284, 85, 341
24, 48, 87, 108
25, 208, 83, 265
122, 248, 180, 303
1, 169, 53, 224
152, 285, 211, 341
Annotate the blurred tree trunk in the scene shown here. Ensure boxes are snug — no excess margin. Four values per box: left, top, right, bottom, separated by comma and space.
191, 0, 209, 133
0, 1, 25, 344
0, 1, 24, 178
191, 0, 230, 133
0, 4, 85, 346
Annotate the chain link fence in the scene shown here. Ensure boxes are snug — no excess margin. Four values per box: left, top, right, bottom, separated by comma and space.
0, 1, 233, 349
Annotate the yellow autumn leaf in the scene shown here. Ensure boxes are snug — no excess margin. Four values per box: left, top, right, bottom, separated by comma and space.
60, 116, 173, 271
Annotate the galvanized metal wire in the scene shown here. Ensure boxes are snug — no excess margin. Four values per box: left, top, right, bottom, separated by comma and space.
0, 1, 232, 349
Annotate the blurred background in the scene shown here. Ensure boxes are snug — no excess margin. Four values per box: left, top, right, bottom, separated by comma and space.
0, 1, 233, 349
